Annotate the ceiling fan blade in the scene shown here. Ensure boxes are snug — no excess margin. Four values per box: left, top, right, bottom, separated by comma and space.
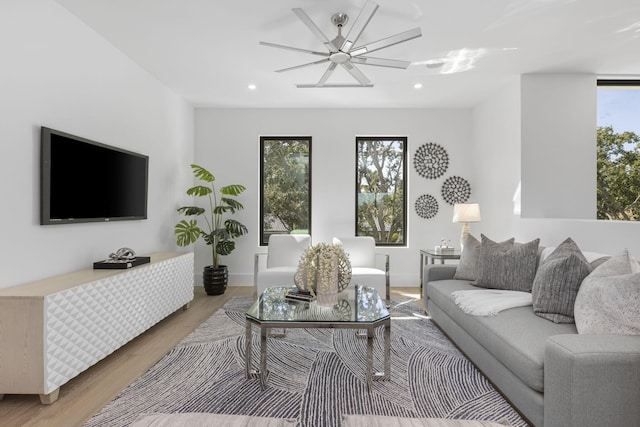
292, 7, 339, 52
341, 62, 371, 86
260, 41, 330, 57
275, 58, 329, 73
350, 56, 410, 69
350, 27, 422, 56
317, 63, 338, 86
297, 83, 374, 88
341, 0, 379, 52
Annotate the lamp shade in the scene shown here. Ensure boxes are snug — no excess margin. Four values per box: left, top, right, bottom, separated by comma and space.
452, 203, 481, 223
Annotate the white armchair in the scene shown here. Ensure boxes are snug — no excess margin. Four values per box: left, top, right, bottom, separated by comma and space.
332, 236, 390, 305
254, 234, 311, 298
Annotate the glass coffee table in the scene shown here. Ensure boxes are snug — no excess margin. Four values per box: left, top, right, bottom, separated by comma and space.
245, 285, 390, 390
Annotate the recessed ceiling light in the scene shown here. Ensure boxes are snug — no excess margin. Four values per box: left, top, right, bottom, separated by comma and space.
248, 84, 257, 90
414, 83, 423, 89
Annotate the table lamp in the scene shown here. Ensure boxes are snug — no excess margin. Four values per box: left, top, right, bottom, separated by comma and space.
452, 203, 481, 250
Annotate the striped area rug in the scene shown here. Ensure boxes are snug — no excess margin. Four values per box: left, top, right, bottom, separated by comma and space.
84, 297, 527, 427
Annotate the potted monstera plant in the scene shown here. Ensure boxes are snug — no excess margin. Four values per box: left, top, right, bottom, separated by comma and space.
175, 164, 248, 295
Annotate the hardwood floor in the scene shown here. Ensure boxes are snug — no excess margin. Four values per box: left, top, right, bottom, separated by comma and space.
0, 286, 421, 427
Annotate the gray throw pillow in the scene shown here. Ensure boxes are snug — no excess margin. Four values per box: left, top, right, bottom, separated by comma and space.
531, 237, 593, 323
473, 235, 540, 292
574, 250, 640, 335
453, 234, 481, 281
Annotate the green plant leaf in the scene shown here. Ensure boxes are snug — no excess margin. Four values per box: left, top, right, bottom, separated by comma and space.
221, 197, 244, 212
225, 219, 248, 237
174, 220, 202, 247
191, 164, 215, 183
216, 240, 235, 256
212, 205, 231, 215
186, 185, 212, 197
213, 228, 231, 240
177, 206, 205, 216
202, 232, 214, 246
221, 184, 246, 196
175, 164, 248, 265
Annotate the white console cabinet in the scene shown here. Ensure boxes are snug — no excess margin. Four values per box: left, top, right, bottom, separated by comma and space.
0, 252, 193, 404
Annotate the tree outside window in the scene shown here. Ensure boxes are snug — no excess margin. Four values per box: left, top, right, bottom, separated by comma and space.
260, 137, 311, 245
597, 81, 640, 220
356, 137, 407, 245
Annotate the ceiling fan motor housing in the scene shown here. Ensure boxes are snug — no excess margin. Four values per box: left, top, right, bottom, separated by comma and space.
331, 13, 349, 27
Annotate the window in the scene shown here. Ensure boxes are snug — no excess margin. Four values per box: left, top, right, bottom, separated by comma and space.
356, 136, 407, 245
260, 136, 311, 245
596, 80, 640, 221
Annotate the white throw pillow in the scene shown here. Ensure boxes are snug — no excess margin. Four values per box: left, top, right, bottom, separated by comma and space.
574, 250, 640, 335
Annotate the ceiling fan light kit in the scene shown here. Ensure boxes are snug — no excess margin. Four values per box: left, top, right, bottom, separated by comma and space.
260, 0, 422, 88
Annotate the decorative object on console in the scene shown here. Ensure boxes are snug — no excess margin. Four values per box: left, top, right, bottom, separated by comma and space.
442, 176, 471, 205
294, 243, 351, 306
415, 194, 439, 219
574, 249, 640, 335
93, 247, 150, 269
473, 235, 539, 292
531, 237, 593, 324
110, 247, 136, 260
174, 164, 248, 295
452, 203, 481, 250
435, 238, 455, 254
414, 142, 449, 179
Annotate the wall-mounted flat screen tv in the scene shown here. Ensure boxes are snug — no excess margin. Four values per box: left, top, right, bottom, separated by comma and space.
41, 127, 149, 225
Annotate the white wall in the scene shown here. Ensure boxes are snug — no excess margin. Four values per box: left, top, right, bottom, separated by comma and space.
521, 74, 597, 219
0, 0, 194, 289
195, 108, 473, 287
473, 74, 640, 256
471, 78, 521, 241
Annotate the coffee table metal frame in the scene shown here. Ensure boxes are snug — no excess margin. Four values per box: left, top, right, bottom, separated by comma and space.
245, 287, 391, 391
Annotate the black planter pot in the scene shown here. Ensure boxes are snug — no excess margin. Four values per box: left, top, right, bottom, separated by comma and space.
203, 265, 228, 295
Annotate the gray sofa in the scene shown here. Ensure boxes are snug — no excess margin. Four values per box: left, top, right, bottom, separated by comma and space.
423, 265, 640, 427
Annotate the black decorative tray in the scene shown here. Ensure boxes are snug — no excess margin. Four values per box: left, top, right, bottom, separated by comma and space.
93, 256, 151, 270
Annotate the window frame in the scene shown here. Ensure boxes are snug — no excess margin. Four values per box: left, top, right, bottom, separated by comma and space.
259, 136, 312, 245
596, 79, 640, 221
355, 136, 408, 247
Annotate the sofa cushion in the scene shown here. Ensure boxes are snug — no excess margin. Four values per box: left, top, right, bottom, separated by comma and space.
473, 235, 540, 292
574, 250, 640, 335
531, 237, 593, 323
426, 280, 576, 392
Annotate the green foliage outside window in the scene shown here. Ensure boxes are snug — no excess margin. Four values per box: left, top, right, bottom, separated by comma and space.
260, 137, 311, 244
597, 126, 640, 220
356, 137, 406, 245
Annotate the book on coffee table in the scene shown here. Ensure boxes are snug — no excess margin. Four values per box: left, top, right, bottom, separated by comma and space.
285, 290, 316, 302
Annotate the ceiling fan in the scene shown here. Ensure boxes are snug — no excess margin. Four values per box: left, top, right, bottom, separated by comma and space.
260, 0, 422, 88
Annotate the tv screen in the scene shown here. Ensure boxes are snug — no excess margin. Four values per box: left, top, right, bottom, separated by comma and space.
41, 127, 149, 225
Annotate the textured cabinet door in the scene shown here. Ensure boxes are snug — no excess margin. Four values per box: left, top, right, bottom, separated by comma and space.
0, 252, 194, 403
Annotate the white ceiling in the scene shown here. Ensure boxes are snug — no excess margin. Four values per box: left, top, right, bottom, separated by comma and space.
56, 0, 640, 109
